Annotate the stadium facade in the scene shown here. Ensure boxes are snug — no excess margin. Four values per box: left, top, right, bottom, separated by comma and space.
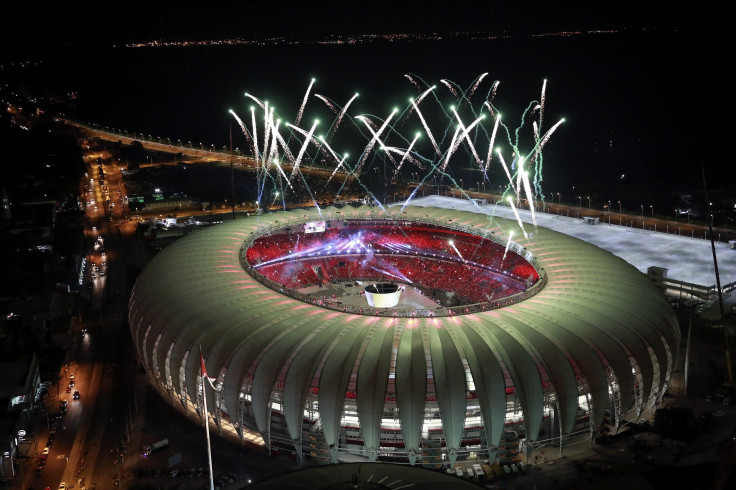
128, 205, 680, 466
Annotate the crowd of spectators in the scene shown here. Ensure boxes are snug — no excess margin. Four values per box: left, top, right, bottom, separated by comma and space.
245, 223, 540, 306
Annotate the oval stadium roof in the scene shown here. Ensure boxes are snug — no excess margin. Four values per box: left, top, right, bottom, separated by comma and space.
129, 204, 680, 465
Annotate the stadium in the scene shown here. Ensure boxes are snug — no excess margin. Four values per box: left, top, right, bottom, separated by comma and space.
128, 204, 680, 467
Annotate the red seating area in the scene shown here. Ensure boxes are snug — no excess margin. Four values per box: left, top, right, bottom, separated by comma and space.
247, 223, 538, 304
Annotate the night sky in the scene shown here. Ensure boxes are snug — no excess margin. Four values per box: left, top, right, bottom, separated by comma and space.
2, 1, 730, 214
4, 2, 713, 50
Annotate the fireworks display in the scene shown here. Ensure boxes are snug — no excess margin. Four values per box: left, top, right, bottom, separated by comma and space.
231, 74, 564, 239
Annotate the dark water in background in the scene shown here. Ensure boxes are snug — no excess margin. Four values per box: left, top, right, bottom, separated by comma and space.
40, 30, 726, 214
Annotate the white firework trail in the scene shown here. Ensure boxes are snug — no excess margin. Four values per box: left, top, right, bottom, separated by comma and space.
440, 126, 462, 172
483, 100, 496, 118
327, 154, 349, 183
315, 134, 354, 188
404, 74, 421, 91
250, 106, 260, 161
295, 78, 315, 127
262, 102, 272, 164
507, 197, 529, 240
502, 231, 514, 263
314, 94, 337, 114
330, 93, 359, 138
286, 119, 319, 179
484, 114, 501, 175
515, 155, 523, 203
518, 161, 537, 228
440, 79, 458, 98
410, 100, 441, 156
448, 240, 466, 263
414, 85, 435, 105
392, 133, 420, 179
538, 118, 565, 149
270, 123, 298, 166
230, 110, 247, 135
268, 156, 294, 190
539, 79, 547, 133
244, 92, 266, 111
525, 118, 565, 185
496, 149, 517, 196
229, 110, 252, 153
490, 80, 500, 102
482, 81, 501, 117
469, 72, 488, 98
354, 109, 398, 173
316, 136, 344, 170
266, 119, 282, 174
451, 107, 483, 169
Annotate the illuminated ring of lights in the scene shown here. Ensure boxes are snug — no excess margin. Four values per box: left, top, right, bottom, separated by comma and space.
128, 204, 679, 465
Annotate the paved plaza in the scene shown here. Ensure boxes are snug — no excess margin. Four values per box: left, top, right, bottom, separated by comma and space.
398, 195, 736, 290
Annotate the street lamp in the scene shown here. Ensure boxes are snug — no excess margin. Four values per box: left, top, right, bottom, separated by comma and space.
587, 196, 591, 209
640, 204, 643, 216
617, 200, 621, 213
578, 196, 582, 207
650, 205, 653, 217
556, 192, 561, 204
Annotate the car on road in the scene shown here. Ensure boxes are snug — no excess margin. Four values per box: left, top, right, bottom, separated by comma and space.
73, 390, 80, 400
43, 447, 49, 455
66, 386, 71, 393
69, 373, 75, 380
59, 483, 66, 490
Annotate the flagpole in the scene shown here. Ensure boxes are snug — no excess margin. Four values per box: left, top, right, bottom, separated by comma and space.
201, 347, 215, 490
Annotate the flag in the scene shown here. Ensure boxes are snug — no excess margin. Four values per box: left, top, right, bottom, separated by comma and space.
199, 346, 216, 389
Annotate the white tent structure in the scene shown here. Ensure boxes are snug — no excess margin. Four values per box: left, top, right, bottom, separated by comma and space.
129, 204, 679, 466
